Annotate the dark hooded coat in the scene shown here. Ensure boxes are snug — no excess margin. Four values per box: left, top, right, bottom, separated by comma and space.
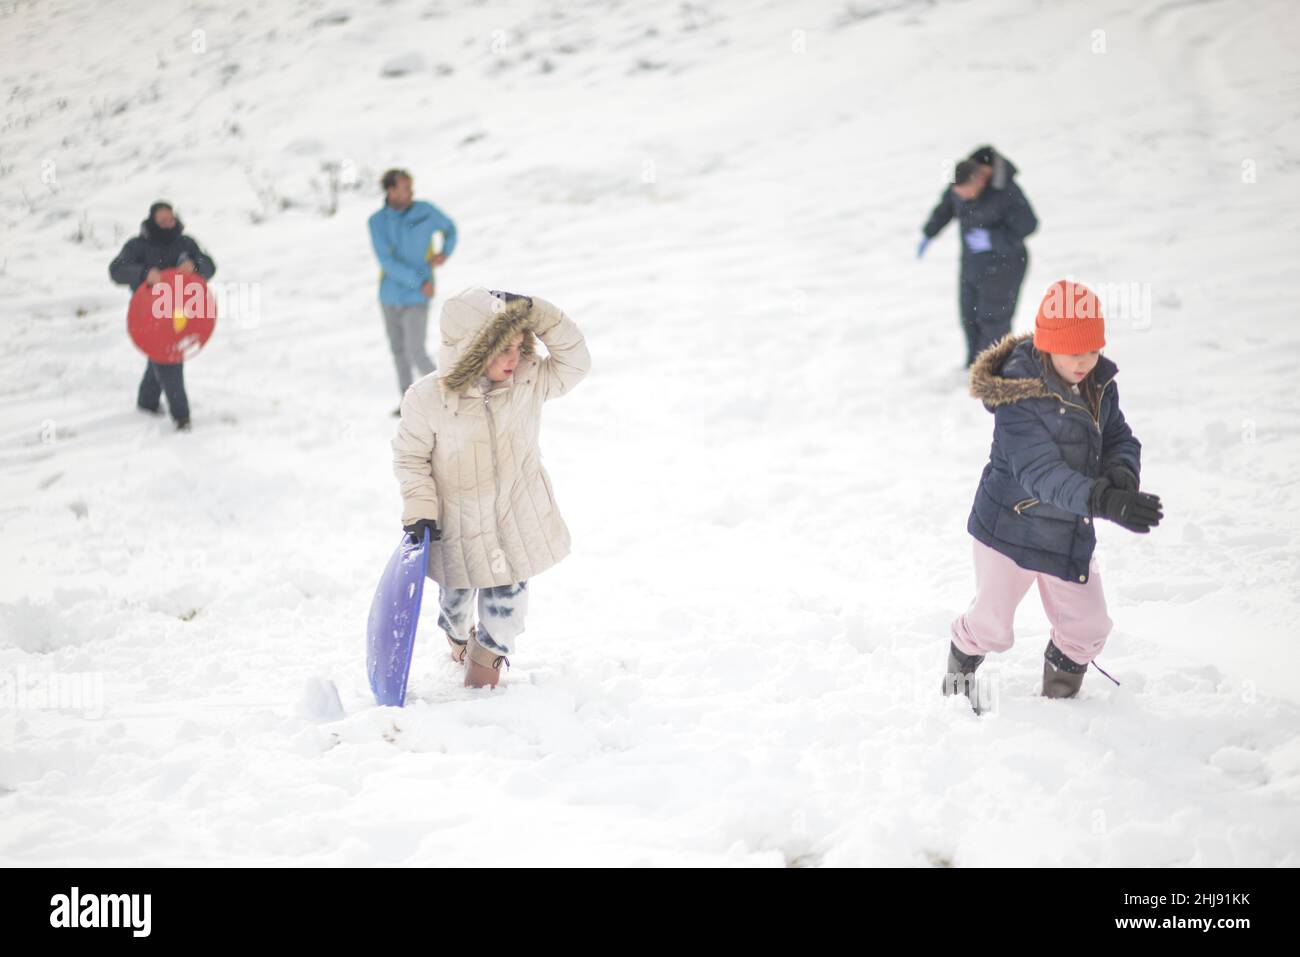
967, 334, 1142, 583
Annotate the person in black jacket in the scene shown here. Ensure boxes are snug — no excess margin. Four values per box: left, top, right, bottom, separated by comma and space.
918, 146, 1038, 367
109, 202, 216, 430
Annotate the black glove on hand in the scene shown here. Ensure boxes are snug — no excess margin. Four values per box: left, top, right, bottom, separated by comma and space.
1104, 465, 1139, 492
403, 518, 441, 544
1090, 480, 1163, 533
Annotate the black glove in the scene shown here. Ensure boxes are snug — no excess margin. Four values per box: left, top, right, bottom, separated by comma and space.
1089, 480, 1163, 533
403, 518, 441, 544
1103, 464, 1139, 492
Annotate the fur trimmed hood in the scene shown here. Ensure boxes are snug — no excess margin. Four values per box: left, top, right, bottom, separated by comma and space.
139, 217, 186, 244
969, 332, 1117, 409
968, 334, 1053, 407
437, 287, 538, 394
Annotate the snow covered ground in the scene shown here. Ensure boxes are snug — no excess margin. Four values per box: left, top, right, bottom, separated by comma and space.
2, 0, 1298, 866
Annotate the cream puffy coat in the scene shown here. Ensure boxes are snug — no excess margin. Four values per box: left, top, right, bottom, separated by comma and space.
391, 287, 590, 589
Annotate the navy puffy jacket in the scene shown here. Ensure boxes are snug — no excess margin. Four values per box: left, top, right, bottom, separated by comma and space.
109, 218, 216, 290
922, 149, 1038, 279
967, 334, 1142, 584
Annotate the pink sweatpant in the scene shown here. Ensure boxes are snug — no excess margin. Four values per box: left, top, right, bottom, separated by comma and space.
951, 538, 1113, 667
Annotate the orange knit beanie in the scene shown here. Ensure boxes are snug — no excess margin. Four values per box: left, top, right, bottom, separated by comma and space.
1034, 280, 1105, 353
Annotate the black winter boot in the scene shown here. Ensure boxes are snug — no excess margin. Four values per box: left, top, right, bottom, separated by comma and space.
1042, 641, 1088, 698
942, 641, 988, 714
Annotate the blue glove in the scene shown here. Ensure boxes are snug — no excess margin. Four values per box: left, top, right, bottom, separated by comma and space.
964, 228, 992, 253
917, 236, 930, 259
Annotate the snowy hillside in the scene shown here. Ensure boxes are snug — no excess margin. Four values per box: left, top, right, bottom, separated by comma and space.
1, 0, 1298, 865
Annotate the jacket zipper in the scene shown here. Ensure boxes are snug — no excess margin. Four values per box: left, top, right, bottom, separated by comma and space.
1012, 379, 1113, 520
1052, 377, 1111, 434
481, 390, 515, 579
1026, 377, 1113, 521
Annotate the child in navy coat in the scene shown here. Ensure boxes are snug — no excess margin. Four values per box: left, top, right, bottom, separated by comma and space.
945, 280, 1163, 709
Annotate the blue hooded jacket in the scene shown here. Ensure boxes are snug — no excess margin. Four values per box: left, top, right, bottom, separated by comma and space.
923, 148, 1037, 281
967, 334, 1142, 584
368, 200, 458, 305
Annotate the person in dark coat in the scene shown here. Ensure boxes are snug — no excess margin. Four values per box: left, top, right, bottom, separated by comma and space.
943, 281, 1163, 710
918, 145, 1038, 367
109, 201, 216, 430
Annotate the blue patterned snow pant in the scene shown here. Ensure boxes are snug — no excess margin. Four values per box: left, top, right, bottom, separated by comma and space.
437, 581, 529, 655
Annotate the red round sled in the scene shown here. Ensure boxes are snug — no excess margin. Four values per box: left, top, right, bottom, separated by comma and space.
127, 268, 217, 364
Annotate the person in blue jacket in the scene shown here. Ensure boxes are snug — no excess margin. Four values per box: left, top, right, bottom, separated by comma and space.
944, 281, 1163, 711
368, 169, 458, 407
919, 146, 1038, 367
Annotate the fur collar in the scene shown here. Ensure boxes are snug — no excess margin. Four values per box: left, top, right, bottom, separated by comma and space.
439, 293, 537, 394
140, 218, 185, 244
969, 333, 1117, 408
969, 334, 1051, 406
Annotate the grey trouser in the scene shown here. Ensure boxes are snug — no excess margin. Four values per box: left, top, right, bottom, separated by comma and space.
381, 302, 436, 393
437, 581, 529, 656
